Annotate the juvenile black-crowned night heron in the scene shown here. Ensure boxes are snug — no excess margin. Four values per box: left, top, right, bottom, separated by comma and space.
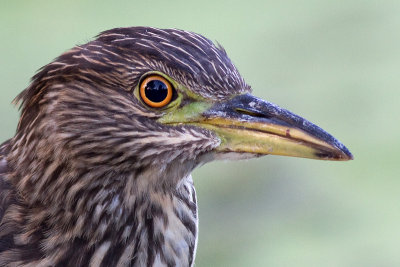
0, 27, 352, 266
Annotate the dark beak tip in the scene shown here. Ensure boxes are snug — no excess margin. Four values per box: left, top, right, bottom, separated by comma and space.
315, 143, 353, 161
343, 149, 354, 161
332, 145, 354, 161
337, 143, 354, 161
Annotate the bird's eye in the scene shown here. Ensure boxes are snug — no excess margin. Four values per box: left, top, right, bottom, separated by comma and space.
139, 75, 173, 108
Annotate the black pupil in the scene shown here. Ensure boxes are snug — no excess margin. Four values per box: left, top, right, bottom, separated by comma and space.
144, 80, 168, 103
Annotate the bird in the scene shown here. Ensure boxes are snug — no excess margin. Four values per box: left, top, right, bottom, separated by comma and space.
0, 26, 352, 267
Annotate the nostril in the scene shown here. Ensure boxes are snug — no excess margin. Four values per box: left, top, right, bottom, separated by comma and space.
235, 108, 271, 119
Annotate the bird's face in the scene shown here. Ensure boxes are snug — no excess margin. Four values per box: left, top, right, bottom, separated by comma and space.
89, 27, 351, 166
130, 69, 353, 164
14, 27, 352, 199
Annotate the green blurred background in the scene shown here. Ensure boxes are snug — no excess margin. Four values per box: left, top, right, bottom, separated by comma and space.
1, 1, 399, 266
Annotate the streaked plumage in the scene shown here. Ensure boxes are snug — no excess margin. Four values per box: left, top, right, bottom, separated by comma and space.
0, 27, 352, 266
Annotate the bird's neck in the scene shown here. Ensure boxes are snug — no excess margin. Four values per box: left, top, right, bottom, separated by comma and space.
126, 174, 199, 267
74, 173, 199, 267
4, 143, 199, 266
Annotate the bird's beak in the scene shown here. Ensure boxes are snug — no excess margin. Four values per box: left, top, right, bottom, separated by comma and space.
160, 93, 353, 160
195, 93, 352, 160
